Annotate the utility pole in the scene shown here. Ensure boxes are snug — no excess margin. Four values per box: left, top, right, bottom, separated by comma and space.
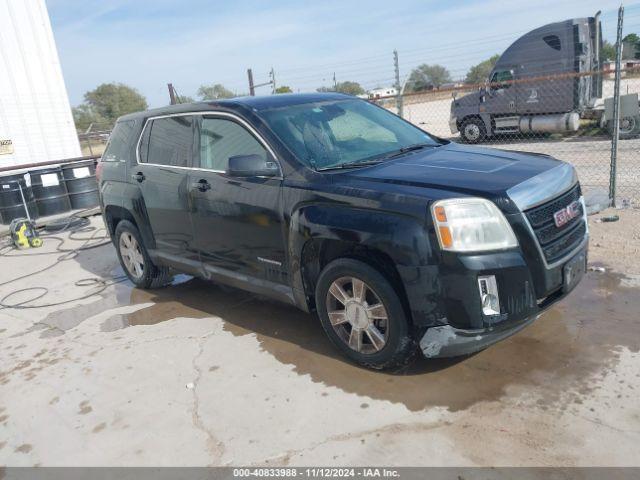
609, 5, 624, 207
247, 68, 274, 95
247, 69, 255, 96
393, 50, 403, 118
270, 67, 276, 93
168, 83, 177, 105
333, 72, 337, 90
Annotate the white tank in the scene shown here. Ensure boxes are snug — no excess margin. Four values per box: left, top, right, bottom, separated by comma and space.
0, 0, 81, 169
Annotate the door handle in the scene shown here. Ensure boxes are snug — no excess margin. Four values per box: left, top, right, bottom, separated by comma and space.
192, 178, 211, 192
131, 172, 145, 183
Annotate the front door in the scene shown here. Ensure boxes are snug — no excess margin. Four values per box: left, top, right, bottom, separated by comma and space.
188, 115, 287, 286
485, 68, 517, 116
135, 115, 199, 265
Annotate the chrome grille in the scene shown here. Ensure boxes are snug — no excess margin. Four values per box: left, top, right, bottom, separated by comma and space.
524, 184, 586, 264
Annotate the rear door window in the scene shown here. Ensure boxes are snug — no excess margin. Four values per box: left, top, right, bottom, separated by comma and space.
103, 120, 135, 162
197, 117, 267, 171
141, 116, 194, 167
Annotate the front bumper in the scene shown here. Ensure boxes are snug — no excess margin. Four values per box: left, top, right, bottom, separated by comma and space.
449, 116, 458, 134
420, 313, 539, 358
417, 243, 587, 358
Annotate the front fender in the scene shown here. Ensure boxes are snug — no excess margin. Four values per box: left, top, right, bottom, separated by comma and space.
288, 204, 442, 326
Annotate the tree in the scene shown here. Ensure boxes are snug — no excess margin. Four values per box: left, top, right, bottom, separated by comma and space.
622, 33, 640, 60
405, 64, 452, 92
601, 40, 616, 61
316, 81, 365, 96
176, 95, 195, 104
83, 83, 148, 126
275, 85, 293, 94
465, 55, 499, 85
72, 104, 107, 132
197, 83, 235, 100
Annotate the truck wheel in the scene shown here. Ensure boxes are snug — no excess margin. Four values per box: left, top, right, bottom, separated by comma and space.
315, 258, 415, 370
618, 116, 639, 139
114, 220, 171, 289
460, 117, 486, 143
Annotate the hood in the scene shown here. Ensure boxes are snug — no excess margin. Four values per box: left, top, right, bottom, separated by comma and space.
453, 90, 483, 108
342, 142, 565, 209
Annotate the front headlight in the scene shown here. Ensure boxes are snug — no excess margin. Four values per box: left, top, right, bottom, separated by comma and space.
431, 197, 518, 252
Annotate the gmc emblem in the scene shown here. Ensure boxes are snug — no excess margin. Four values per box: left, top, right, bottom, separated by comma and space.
554, 200, 580, 228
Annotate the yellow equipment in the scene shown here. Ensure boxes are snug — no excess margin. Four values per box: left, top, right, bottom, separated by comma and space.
10, 218, 42, 249
8, 180, 42, 249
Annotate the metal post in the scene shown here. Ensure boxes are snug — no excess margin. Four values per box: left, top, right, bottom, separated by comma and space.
609, 5, 624, 207
393, 50, 403, 118
17, 181, 31, 222
168, 83, 177, 105
247, 69, 255, 96
270, 68, 276, 94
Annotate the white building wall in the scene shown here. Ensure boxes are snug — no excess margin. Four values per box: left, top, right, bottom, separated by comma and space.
0, 0, 81, 169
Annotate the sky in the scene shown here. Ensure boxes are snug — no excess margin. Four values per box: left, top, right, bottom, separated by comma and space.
45, 0, 640, 108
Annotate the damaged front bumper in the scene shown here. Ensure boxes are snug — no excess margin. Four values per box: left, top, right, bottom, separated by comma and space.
420, 313, 540, 358
418, 243, 588, 359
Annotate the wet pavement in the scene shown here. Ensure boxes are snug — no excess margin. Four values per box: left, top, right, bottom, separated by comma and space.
37, 267, 640, 413
1, 216, 640, 466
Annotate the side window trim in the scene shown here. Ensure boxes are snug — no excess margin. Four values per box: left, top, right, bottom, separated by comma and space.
135, 111, 282, 177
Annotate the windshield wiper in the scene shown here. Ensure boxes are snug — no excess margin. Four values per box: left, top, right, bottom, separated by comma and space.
383, 143, 433, 160
317, 159, 384, 171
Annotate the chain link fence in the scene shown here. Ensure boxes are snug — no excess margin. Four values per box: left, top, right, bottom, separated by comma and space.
369, 7, 640, 209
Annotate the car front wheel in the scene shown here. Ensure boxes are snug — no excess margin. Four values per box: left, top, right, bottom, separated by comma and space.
315, 258, 415, 369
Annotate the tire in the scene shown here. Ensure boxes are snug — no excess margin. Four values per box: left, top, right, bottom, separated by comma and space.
315, 258, 415, 370
114, 220, 171, 289
460, 117, 486, 144
610, 116, 640, 139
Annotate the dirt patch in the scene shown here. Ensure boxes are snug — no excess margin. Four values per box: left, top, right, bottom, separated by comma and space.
588, 208, 640, 274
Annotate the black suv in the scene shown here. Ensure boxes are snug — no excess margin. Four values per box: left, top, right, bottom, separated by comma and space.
98, 93, 588, 369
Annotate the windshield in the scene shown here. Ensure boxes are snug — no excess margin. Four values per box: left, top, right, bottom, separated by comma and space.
258, 99, 440, 170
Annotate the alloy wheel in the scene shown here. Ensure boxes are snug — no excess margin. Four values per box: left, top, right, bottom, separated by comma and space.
325, 276, 389, 354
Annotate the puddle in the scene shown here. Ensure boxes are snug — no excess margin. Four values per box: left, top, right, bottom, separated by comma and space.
48, 270, 640, 412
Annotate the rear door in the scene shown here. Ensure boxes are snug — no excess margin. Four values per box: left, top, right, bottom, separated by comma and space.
188, 114, 286, 284
135, 114, 199, 265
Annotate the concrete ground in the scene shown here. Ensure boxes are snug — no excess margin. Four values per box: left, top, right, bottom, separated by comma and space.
0, 210, 639, 467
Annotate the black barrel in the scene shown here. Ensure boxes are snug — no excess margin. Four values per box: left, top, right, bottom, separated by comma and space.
29, 166, 71, 217
62, 159, 99, 209
0, 173, 39, 225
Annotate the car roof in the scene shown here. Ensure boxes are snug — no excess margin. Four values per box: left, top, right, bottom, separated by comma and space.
117, 92, 352, 122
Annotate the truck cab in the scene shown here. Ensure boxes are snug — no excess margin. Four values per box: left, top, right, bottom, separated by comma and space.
451, 13, 602, 142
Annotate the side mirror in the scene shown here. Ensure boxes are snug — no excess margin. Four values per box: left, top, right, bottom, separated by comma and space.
227, 154, 279, 178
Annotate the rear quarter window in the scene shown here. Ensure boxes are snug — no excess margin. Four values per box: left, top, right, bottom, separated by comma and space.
103, 120, 136, 162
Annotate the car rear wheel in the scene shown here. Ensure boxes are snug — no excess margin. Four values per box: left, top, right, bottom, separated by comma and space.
315, 258, 415, 369
460, 117, 486, 143
114, 220, 171, 289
